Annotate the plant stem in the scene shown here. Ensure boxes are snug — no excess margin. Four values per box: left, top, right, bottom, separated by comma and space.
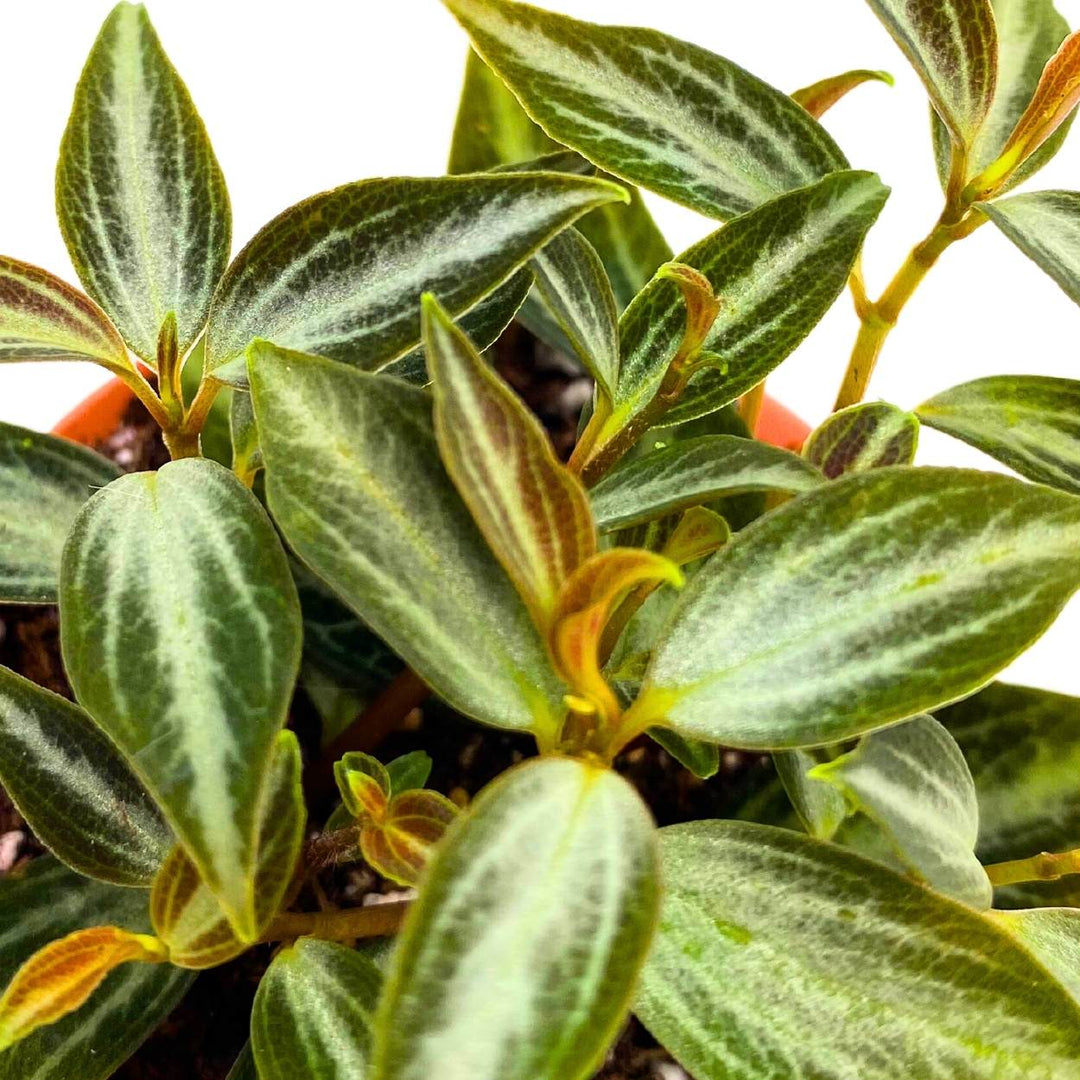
833, 208, 986, 412
738, 381, 766, 436
262, 900, 411, 944
984, 848, 1080, 888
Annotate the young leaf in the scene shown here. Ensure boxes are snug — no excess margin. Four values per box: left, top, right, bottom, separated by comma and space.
530, 230, 620, 399
0, 926, 167, 1052
372, 758, 659, 1080
249, 341, 567, 738
792, 69, 895, 118
443, 0, 848, 220
229, 390, 262, 485
252, 938, 383, 1080
0, 257, 133, 372
0, 666, 171, 887
424, 294, 595, 626
0, 858, 192, 1080
612, 172, 888, 435
151, 731, 305, 968
361, 790, 459, 886
992, 908, 1080, 1002
649, 729, 720, 779
0, 422, 120, 603
982, 191, 1080, 305
803, 401, 919, 478
773, 749, 849, 840
588, 435, 823, 532
387, 751, 433, 795
864, 0, 998, 143
659, 506, 732, 565
626, 468, 1080, 749
205, 173, 625, 383
335, 752, 392, 822
636, 821, 1080, 1080
918, 375, 1080, 494
56, 2, 230, 363
812, 715, 992, 908
60, 459, 303, 940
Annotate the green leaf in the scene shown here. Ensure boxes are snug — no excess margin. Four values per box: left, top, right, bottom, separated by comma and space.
0, 422, 119, 604
812, 715, 992, 908
589, 435, 823, 532
249, 341, 566, 738
335, 752, 391, 822
443, 0, 848, 220
60, 458, 302, 940
627, 467, 1080, 748
0, 666, 170, 888
865, 0, 998, 144
792, 69, 895, 117
229, 389, 262, 484
387, 752, 433, 795
150, 730, 305, 968
918, 375, 1080, 494
992, 908, 1080, 1002
773, 748, 849, 840
205, 173, 624, 383
225, 1043, 257, 1080
372, 758, 659, 1080
637, 820, 1080, 1080
937, 682, 1080, 907
252, 937, 382, 1080
530, 230, 619, 399
56, 2, 230, 363
648, 729, 719, 779
983, 191, 1080, 305
0, 257, 133, 372
424, 294, 595, 627
803, 401, 919, 478
613, 172, 889, 434
0, 858, 192, 1080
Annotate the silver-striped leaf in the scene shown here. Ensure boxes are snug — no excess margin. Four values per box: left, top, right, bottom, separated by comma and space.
372, 758, 659, 1080
636, 820, 1080, 1080
0, 857, 193, 1080
803, 401, 919, 478
627, 467, 1080, 748
56, 2, 230, 363
248, 341, 566, 739
0, 422, 120, 603
0, 666, 170, 887
992, 908, 1080, 1003
589, 435, 823, 532
812, 714, 992, 908
252, 938, 382, 1080
59, 458, 302, 941
205, 173, 624, 384
443, 0, 848, 220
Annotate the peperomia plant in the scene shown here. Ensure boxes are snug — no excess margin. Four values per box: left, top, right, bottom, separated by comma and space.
5, 1, 1080, 1077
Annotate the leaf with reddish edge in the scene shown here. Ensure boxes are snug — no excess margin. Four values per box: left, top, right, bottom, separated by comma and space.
362, 790, 460, 887
792, 69, 894, 118
424, 293, 595, 629
803, 402, 919, 478
335, 752, 391, 822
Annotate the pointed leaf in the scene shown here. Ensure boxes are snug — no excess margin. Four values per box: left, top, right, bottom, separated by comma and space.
0, 422, 120, 604
812, 715, 992, 908
205, 173, 624, 383
0, 666, 170, 887
627, 467, 1080, 748
0, 258, 133, 372
918, 375, 1080, 493
424, 294, 595, 626
249, 341, 566, 737
611, 172, 888, 436
774, 749, 849, 840
864, 0, 998, 143
443, 0, 847, 220
387, 752, 433, 796
56, 2, 230, 362
792, 69, 895, 117
372, 758, 659, 1080
530, 230, 619, 399
648, 729, 720, 779
362, 790, 459, 886
150, 731, 305, 968
637, 820, 1080, 1080
0, 858, 192, 1080
335, 752, 391, 822
252, 937, 382, 1080
589, 434, 823, 532
804, 401, 919, 478
60, 458, 303, 940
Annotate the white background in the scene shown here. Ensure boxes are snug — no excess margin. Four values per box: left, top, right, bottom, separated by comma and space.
3, 0, 1080, 693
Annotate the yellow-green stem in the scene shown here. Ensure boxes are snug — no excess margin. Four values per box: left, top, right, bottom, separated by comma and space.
985, 848, 1080, 888
262, 900, 411, 943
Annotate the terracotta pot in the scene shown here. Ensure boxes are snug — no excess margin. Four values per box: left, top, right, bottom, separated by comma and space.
52, 376, 811, 451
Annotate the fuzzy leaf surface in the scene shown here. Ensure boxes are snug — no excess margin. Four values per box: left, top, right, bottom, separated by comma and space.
803, 401, 919, 478
774, 749, 849, 840
56, 2, 230, 362
373, 758, 659, 1080
249, 342, 566, 737
629, 468, 1080, 748
637, 821, 1080, 1080
60, 458, 302, 940
992, 908, 1080, 1002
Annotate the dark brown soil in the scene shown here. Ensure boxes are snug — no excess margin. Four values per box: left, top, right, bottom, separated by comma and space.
0, 356, 760, 1080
